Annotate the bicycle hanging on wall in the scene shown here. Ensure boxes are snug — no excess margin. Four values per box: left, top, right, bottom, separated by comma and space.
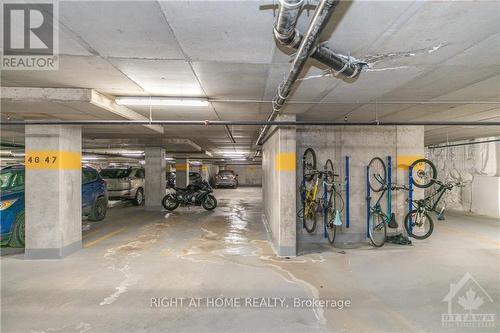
405, 158, 463, 240
366, 156, 408, 247
322, 159, 344, 244
299, 148, 347, 245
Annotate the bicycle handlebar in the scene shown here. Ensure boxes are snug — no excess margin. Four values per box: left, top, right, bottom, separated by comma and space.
306, 170, 339, 177
433, 179, 464, 189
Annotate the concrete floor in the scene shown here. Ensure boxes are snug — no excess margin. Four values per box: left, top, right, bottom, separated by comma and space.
1, 187, 499, 333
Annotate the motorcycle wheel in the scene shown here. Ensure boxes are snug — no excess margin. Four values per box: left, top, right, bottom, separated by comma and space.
202, 194, 217, 210
162, 194, 179, 211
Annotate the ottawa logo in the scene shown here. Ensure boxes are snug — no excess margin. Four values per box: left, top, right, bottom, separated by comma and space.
442, 273, 495, 328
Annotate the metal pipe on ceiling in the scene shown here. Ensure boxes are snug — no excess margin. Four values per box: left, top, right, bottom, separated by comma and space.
224, 125, 236, 143
256, 0, 342, 146
427, 138, 500, 149
208, 98, 500, 105
273, 0, 364, 79
274, 0, 304, 45
3, 120, 500, 126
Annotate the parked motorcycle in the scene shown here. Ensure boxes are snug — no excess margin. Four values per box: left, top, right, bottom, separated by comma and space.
162, 180, 217, 211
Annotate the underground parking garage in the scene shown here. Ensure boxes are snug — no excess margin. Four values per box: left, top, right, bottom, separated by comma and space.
0, 0, 499, 332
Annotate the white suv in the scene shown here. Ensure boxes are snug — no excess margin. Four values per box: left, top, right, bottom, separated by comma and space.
100, 167, 145, 205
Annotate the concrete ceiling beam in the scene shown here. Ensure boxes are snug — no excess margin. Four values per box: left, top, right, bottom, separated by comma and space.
1, 87, 164, 134
89, 90, 163, 134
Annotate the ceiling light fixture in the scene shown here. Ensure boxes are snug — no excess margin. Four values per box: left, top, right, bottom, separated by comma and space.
221, 151, 248, 156
116, 97, 209, 107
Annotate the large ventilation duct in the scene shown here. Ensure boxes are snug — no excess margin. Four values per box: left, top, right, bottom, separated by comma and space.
256, 0, 348, 145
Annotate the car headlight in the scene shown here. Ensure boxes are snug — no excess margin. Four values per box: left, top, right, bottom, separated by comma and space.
0, 199, 17, 211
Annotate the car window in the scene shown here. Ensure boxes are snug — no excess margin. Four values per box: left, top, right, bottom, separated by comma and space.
100, 169, 131, 179
82, 169, 97, 184
219, 170, 234, 175
0, 169, 25, 190
136, 169, 145, 178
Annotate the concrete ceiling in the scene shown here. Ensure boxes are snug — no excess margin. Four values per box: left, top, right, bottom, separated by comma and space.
1, 0, 499, 153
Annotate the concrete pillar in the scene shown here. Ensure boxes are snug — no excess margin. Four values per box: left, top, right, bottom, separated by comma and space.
262, 115, 297, 257
145, 147, 166, 211
25, 125, 82, 259
201, 164, 209, 181
395, 126, 425, 230
176, 158, 189, 188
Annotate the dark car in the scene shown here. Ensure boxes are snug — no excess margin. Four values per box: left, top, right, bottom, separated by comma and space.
166, 171, 202, 188
0, 165, 108, 247
214, 170, 238, 188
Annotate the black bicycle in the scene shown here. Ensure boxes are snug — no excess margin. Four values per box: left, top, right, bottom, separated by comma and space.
367, 157, 408, 247
404, 159, 463, 239
322, 159, 344, 244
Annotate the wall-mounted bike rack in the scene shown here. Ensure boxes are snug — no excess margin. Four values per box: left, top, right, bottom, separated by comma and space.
408, 165, 414, 234
387, 156, 393, 222
345, 156, 350, 229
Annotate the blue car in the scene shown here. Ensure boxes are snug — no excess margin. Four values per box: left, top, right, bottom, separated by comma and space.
0, 165, 108, 247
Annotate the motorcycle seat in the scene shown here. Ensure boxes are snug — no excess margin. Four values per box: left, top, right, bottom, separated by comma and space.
173, 187, 188, 192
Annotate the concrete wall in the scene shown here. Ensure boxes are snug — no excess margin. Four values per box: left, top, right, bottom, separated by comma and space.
471, 176, 500, 218
426, 137, 500, 217
221, 164, 262, 186
262, 115, 297, 256
296, 126, 424, 248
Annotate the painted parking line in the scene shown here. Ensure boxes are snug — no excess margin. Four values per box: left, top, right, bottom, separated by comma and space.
83, 228, 126, 248
82, 228, 103, 239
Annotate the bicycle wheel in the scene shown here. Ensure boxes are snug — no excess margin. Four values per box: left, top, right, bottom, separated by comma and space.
404, 209, 434, 239
303, 199, 318, 233
324, 159, 335, 183
368, 157, 386, 192
325, 208, 336, 244
368, 213, 387, 247
303, 148, 316, 181
410, 159, 437, 188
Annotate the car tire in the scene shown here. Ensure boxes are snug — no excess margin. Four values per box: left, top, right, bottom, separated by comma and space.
133, 188, 144, 206
89, 196, 107, 221
9, 211, 25, 248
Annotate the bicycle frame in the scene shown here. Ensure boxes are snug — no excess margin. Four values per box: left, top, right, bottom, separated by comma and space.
304, 175, 320, 219
366, 156, 393, 238
322, 176, 338, 235
370, 185, 390, 226
412, 181, 449, 214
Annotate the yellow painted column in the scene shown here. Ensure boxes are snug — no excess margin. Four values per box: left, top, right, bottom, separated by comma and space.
175, 158, 190, 188
24, 125, 82, 259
